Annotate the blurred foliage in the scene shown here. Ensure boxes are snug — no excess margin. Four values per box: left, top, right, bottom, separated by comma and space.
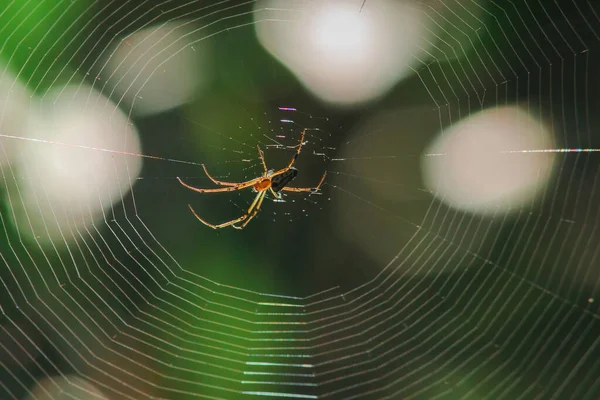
0, 0, 94, 93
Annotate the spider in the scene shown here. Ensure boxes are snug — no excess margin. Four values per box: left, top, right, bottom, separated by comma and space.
177, 130, 327, 230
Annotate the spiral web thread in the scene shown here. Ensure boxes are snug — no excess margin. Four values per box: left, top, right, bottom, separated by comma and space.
0, 1, 599, 399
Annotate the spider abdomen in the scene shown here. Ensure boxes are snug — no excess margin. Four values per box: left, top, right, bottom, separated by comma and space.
271, 167, 298, 192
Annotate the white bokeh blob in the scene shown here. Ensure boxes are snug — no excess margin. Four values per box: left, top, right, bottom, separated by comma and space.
10, 85, 142, 244
422, 106, 556, 214
102, 21, 209, 116
254, 0, 431, 106
0, 64, 33, 167
26, 375, 108, 400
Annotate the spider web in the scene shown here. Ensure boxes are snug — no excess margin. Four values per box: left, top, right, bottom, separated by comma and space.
0, 0, 599, 399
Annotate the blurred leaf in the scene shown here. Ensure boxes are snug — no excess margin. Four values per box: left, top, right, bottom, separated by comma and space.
0, 0, 93, 92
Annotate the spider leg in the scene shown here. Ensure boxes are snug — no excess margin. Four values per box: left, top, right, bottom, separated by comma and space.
285, 129, 306, 170
269, 129, 308, 177
186, 204, 249, 229
245, 189, 265, 213
269, 187, 284, 202
202, 164, 238, 186
187, 190, 266, 230
257, 145, 268, 175
281, 171, 327, 193
177, 176, 259, 193
233, 191, 266, 229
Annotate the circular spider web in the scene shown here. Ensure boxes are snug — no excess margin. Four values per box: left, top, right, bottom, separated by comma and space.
0, 1, 599, 400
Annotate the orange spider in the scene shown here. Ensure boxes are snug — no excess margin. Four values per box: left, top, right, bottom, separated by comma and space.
177, 130, 327, 230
